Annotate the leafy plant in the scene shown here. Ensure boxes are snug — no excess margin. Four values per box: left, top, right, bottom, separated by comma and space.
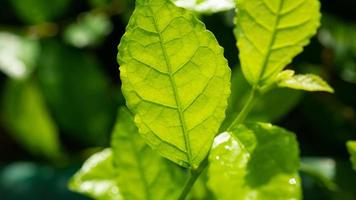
70, 0, 336, 199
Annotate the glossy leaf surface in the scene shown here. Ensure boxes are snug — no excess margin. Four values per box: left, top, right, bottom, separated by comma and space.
118, 0, 231, 168
346, 141, 356, 170
111, 108, 185, 200
208, 123, 301, 200
235, 0, 321, 85
69, 149, 123, 200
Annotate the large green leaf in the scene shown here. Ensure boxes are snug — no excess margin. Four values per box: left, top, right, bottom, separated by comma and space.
172, 0, 235, 14
111, 108, 185, 200
208, 123, 301, 200
346, 141, 356, 170
1, 79, 61, 159
235, 0, 321, 85
118, 0, 231, 168
69, 149, 123, 200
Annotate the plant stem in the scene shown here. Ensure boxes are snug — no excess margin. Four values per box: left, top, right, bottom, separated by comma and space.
178, 158, 208, 200
227, 86, 259, 131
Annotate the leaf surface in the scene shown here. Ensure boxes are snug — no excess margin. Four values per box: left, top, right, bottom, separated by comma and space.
172, 0, 234, 14
347, 141, 356, 170
277, 70, 334, 93
208, 123, 301, 200
111, 108, 185, 200
235, 0, 321, 85
118, 0, 231, 168
69, 149, 123, 200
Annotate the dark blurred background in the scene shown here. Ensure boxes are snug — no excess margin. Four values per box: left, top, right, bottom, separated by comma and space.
0, 0, 355, 199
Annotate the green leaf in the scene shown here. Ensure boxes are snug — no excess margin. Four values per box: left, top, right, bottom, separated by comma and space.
277, 70, 334, 93
37, 40, 116, 145
0, 32, 40, 80
346, 141, 356, 170
1, 79, 61, 159
172, 0, 235, 14
111, 108, 185, 200
235, 0, 321, 85
69, 149, 123, 200
208, 123, 301, 200
10, 0, 70, 24
118, 0, 231, 168
64, 13, 113, 48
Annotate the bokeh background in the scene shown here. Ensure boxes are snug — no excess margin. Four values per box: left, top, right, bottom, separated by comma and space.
0, 0, 355, 199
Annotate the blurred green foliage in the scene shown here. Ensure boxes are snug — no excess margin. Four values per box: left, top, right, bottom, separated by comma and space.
0, 0, 355, 199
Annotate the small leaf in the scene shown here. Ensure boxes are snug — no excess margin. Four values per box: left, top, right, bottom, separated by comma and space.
172, 0, 235, 14
69, 149, 123, 200
235, 0, 321, 85
208, 123, 301, 200
111, 108, 185, 200
346, 141, 356, 170
278, 72, 334, 93
0, 32, 40, 80
118, 0, 231, 168
1, 79, 61, 159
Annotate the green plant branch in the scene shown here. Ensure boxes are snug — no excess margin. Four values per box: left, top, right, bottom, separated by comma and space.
178, 157, 208, 200
177, 86, 260, 200
227, 86, 259, 131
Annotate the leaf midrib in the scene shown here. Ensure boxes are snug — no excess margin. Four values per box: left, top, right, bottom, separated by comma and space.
257, 0, 285, 85
147, 6, 193, 166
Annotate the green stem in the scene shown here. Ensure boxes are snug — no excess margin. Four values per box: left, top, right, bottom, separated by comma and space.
227, 86, 259, 131
178, 158, 208, 200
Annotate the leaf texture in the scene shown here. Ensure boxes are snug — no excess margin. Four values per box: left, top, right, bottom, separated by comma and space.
235, 0, 321, 85
69, 149, 123, 200
208, 123, 301, 200
111, 108, 185, 200
118, 0, 231, 168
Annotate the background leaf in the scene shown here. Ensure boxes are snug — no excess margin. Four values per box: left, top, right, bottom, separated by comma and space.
208, 123, 301, 200
235, 0, 321, 85
69, 149, 123, 200
118, 0, 231, 168
0, 79, 61, 159
346, 141, 356, 170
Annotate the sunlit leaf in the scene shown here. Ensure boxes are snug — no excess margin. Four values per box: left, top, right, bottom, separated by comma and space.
1, 79, 61, 159
235, 0, 321, 85
0, 32, 39, 80
172, 0, 234, 14
208, 123, 301, 200
10, 0, 70, 24
111, 108, 185, 199
64, 13, 112, 48
277, 70, 334, 93
69, 149, 123, 200
118, 0, 231, 168
346, 141, 356, 170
